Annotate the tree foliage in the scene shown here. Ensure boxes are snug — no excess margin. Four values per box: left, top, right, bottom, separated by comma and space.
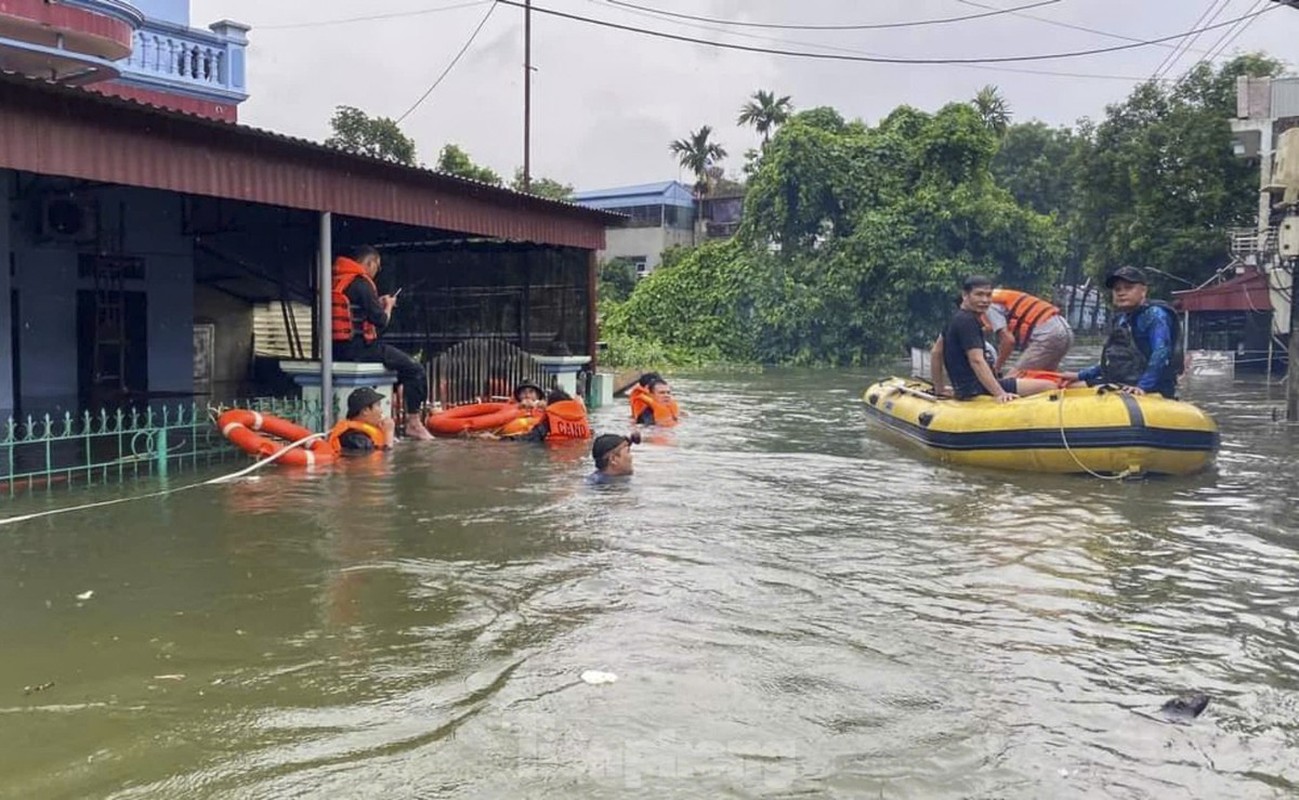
324, 106, 417, 165
435, 144, 502, 185
510, 168, 574, 200
669, 126, 728, 196
597, 258, 638, 305
737, 89, 793, 146
973, 85, 1012, 138
1069, 54, 1284, 291
606, 103, 1062, 365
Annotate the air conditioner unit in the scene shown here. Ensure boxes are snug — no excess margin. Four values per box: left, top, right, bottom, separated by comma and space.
39, 194, 98, 243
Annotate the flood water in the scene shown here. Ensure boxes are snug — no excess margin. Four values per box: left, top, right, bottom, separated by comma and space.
1, 367, 1298, 799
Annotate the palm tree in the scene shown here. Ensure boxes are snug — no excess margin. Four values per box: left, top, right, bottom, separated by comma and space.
737, 89, 793, 146
669, 125, 728, 197
973, 85, 1011, 137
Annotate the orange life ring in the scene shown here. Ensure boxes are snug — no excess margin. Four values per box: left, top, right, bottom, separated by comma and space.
217, 409, 336, 466
426, 402, 519, 436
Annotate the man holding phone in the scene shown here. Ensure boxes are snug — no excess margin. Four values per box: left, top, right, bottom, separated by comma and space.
330, 245, 434, 440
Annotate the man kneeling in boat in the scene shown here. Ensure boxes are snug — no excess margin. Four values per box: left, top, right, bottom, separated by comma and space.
1062, 266, 1182, 397
329, 387, 395, 455
986, 287, 1073, 374
933, 276, 1058, 403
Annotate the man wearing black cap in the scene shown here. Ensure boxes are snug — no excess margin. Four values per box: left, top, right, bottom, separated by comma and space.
1065, 266, 1182, 397
587, 433, 638, 484
328, 387, 395, 455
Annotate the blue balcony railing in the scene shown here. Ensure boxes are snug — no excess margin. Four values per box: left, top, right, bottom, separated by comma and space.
117, 19, 248, 101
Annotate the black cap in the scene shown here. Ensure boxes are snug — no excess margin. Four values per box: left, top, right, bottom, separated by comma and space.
592, 433, 638, 468
346, 386, 384, 418
512, 381, 546, 402
1105, 265, 1147, 288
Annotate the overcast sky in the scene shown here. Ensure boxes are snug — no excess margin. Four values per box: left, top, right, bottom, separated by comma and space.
191, 0, 1299, 190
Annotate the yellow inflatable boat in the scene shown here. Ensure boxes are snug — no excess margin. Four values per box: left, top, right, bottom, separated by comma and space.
862, 377, 1219, 476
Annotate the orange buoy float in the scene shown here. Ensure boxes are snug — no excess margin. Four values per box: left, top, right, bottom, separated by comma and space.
217, 409, 336, 466
425, 402, 520, 436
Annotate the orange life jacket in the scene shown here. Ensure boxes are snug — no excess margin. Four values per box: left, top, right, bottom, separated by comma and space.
629, 384, 679, 426
991, 289, 1059, 346
331, 257, 380, 344
544, 399, 591, 440
327, 419, 388, 453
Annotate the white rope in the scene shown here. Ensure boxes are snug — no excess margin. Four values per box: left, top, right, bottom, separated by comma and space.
0, 433, 326, 528
1057, 389, 1134, 481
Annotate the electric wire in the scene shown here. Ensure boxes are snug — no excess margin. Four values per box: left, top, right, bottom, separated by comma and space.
1151, 0, 1233, 80
259, 0, 493, 31
602, 0, 1062, 31
591, 0, 1160, 82
495, 0, 1278, 66
396, 1, 499, 123
956, 0, 1219, 59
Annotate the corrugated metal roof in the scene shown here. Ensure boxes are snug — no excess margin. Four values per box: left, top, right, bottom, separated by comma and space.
0, 70, 620, 249
572, 180, 695, 209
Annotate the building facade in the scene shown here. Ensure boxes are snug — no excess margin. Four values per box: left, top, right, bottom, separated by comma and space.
572, 181, 696, 276
0, 0, 249, 120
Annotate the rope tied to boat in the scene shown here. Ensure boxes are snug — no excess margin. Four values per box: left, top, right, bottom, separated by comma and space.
1056, 387, 1137, 481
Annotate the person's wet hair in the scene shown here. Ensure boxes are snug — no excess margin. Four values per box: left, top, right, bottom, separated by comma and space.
962, 275, 993, 293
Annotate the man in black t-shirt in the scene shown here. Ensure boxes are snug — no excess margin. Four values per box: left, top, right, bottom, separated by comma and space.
933, 276, 1057, 402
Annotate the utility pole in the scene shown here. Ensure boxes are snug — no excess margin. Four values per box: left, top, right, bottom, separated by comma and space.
522, 0, 532, 193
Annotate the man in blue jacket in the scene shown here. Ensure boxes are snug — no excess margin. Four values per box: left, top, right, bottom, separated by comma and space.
1065, 266, 1182, 397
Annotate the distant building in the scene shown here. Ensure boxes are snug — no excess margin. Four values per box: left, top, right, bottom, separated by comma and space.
572, 181, 696, 276
0, 0, 249, 120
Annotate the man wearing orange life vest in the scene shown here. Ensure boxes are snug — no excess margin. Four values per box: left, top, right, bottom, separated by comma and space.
327, 387, 395, 455
985, 288, 1074, 374
331, 245, 433, 441
629, 373, 680, 426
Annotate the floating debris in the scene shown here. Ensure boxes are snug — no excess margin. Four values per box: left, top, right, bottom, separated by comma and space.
75, 591, 94, 601
580, 670, 618, 685
23, 682, 54, 696
153, 674, 186, 681
1160, 692, 1210, 721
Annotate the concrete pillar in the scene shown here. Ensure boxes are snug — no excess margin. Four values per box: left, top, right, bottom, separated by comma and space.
0, 171, 11, 418
318, 212, 333, 430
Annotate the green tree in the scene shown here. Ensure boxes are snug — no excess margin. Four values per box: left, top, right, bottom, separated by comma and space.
972, 85, 1012, 138
608, 102, 1062, 365
324, 105, 417, 165
597, 258, 639, 304
510, 168, 573, 200
669, 126, 728, 197
1072, 54, 1284, 290
737, 89, 793, 146
436, 144, 502, 185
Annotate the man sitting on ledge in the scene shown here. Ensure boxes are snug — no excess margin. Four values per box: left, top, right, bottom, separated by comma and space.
331, 244, 433, 440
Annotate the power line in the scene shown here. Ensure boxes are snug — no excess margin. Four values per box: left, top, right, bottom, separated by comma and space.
1194, 0, 1270, 70
591, 0, 1157, 82
956, 0, 1218, 58
496, 0, 1278, 65
259, 0, 492, 31
1150, 0, 1232, 80
396, 1, 499, 123
602, 0, 1063, 31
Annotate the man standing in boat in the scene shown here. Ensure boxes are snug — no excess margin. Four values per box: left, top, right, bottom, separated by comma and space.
331, 245, 434, 441
985, 288, 1074, 374
933, 276, 1058, 402
1063, 266, 1182, 397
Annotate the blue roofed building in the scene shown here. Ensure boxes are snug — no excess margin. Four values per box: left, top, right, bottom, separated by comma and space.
571, 181, 697, 276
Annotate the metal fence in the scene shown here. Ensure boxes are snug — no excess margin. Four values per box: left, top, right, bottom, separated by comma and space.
0, 397, 322, 497
428, 338, 551, 407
